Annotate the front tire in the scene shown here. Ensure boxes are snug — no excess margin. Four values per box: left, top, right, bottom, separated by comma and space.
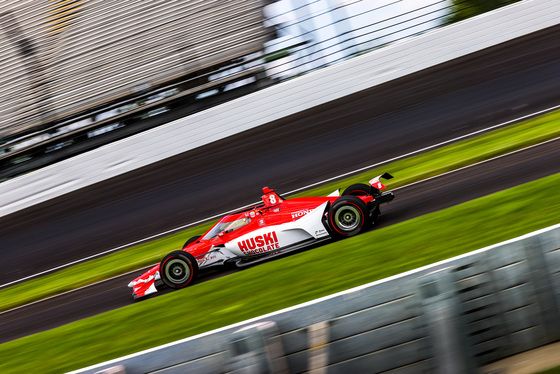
160, 251, 198, 289
328, 195, 368, 239
183, 235, 201, 249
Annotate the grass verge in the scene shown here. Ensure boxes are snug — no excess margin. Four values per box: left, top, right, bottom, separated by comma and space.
0, 172, 559, 373
0, 109, 560, 313
537, 367, 560, 374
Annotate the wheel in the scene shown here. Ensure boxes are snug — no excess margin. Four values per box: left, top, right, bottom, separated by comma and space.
328, 195, 368, 239
160, 251, 198, 289
342, 183, 371, 196
343, 183, 381, 197
182, 235, 201, 249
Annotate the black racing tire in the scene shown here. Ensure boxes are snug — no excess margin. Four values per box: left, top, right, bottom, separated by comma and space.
160, 251, 198, 289
328, 195, 368, 239
182, 235, 201, 249
342, 183, 371, 196
343, 183, 382, 197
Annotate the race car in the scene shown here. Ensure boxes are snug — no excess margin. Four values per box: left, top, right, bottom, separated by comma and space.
128, 173, 395, 298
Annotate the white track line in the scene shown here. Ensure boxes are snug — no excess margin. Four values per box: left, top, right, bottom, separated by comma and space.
2, 135, 559, 314
281, 104, 560, 195
0, 267, 145, 316
1, 104, 559, 290
391, 136, 560, 191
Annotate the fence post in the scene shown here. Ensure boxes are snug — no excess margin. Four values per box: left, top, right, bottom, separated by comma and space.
419, 268, 477, 374
225, 321, 288, 374
524, 236, 560, 343
308, 320, 330, 374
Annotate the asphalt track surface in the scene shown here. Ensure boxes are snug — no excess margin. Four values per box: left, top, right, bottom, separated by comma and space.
2, 138, 560, 344
1, 25, 560, 343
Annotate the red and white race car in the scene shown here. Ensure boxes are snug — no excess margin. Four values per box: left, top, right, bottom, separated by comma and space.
128, 173, 395, 298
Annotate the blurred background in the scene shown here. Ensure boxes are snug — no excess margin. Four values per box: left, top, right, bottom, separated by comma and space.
0, 0, 518, 181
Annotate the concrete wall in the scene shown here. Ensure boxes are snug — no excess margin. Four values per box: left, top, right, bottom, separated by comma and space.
1, 0, 559, 218
71, 223, 560, 374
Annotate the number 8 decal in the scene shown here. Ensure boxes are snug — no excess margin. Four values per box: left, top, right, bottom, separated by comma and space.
269, 195, 277, 204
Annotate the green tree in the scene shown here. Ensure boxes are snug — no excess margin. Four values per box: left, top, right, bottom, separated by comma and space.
446, 0, 522, 25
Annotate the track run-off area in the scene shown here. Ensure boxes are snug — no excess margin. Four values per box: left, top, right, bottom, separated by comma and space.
1, 101, 560, 344
2, 103, 559, 290
1, 133, 559, 300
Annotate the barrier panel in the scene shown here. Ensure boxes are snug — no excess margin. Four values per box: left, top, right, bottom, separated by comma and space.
1, 0, 559, 218
72, 224, 560, 374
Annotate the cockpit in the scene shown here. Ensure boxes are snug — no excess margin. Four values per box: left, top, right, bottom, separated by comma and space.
202, 216, 252, 239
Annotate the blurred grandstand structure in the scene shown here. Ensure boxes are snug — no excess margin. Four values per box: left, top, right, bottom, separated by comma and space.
0, 0, 270, 137
0, 0, 512, 182
0, 0, 272, 178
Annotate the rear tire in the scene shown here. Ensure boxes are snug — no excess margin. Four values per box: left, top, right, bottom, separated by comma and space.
328, 195, 368, 239
343, 183, 381, 197
160, 251, 198, 289
342, 183, 370, 196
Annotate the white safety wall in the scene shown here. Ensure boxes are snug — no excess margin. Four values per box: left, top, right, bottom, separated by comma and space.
1, 0, 559, 218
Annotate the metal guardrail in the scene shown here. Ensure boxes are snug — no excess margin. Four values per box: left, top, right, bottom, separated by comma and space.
72, 224, 560, 374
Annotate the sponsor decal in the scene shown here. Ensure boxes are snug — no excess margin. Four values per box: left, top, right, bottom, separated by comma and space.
238, 231, 280, 255
315, 229, 327, 236
291, 209, 312, 220
130, 274, 154, 287
198, 253, 216, 262
245, 210, 262, 218
198, 253, 218, 266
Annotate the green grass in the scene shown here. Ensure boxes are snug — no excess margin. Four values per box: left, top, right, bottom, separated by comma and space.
291, 109, 560, 198
0, 171, 559, 373
0, 220, 214, 310
535, 366, 560, 374
0, 109, 559, 313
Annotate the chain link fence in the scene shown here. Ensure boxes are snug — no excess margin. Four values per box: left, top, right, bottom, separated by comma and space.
0, 0, 521, 181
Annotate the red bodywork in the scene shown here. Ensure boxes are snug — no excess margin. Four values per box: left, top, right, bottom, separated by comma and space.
129, 175, 394, 298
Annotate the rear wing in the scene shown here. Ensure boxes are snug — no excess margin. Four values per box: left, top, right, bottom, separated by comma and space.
369, 172, 394, 190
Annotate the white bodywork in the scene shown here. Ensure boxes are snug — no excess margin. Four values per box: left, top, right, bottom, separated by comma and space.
197, 202, 330, 268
